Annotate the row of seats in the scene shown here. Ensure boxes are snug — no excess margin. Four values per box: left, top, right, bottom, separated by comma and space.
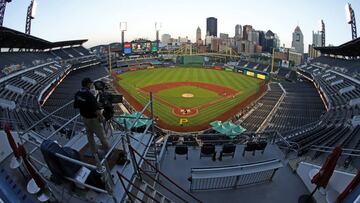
240, 83, 283, 131
0, 49, 98, 131
266, 81, 325, 132
285, 64, 360, 167
0, 46, 92, 77
42, 64, 108, 119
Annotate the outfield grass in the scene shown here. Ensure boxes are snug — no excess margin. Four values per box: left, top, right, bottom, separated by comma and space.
117, 67, 262, 127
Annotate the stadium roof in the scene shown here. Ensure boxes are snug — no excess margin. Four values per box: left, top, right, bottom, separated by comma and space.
315, 37, 360, 57
0, 27, 87, 49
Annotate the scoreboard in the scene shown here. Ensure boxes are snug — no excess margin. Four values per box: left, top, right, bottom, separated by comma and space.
123, 39, 158, 55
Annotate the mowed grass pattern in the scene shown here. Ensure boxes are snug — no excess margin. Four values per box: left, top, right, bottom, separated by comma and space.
117, 67, 262, 126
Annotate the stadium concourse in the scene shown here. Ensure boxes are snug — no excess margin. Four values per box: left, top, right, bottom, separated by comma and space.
0, 27, 359, 203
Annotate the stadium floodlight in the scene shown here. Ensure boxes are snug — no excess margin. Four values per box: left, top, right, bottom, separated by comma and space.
345, 3, 352, 24
0, 0, 13, 26
30, 0, 37, 19
155, 22, 162, 31
120, 22, 127, 31
319, 19, 324, 32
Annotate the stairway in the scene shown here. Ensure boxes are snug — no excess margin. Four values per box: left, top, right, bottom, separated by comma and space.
127, 178, 174, 203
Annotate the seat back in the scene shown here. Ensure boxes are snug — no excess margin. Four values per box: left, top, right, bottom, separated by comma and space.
223, 144, 236, 154
245, 141, 257, 151
175, 145, 188, 155
201, 144, 215, 154
256, 141, 267, 151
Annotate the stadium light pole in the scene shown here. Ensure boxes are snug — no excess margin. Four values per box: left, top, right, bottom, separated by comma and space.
120, 22, 127, 52
320, 19, 325, 47
345, 3, 357, 40
271, 48, 275, 73
0, 0, 12, 27
25, 0, 36, 35
155, 22, 162, 53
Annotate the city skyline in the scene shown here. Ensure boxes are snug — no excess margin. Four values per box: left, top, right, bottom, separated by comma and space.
3, 0, 360, 51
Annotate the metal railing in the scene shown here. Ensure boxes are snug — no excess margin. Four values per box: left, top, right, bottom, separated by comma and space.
189, 159, 283, 191
269, 131, 299, 154
130, 146, 202, 203
310, 145, 360, 157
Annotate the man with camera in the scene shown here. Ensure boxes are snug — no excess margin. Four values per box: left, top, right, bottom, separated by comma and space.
74, 78, 109, 158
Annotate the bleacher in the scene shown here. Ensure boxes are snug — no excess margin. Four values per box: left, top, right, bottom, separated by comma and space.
287, 57, 360, 165
236, 60, 278, 73
240, 83, 283, 131
42, 64, 108, 119
0, 26, 100, 132
266, 81, 325, 132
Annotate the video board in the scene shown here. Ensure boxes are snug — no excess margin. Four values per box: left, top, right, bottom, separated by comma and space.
123, 40, 158, 55
123, 42, 132, 54
131, 41, 151, 54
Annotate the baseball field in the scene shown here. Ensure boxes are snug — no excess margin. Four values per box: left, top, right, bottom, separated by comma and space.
114, 66, 265, 132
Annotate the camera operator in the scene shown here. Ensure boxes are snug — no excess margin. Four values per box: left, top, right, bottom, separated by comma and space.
74, 78, 109, 157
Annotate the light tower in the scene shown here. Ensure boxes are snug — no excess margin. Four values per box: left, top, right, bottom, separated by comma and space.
0, 0, 12, 27
345, 3, 357, 40
320, 19, 325, 47
25, 0, 37, 34
155, 22, 161, 52
120, 22, 127, 49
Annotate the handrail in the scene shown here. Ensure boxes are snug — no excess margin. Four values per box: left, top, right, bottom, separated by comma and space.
309, 148, 360, 157
157, 134, 169, 163
100, 132, 125, 165
20, 100, 74, 136
310, 145, 360, 153
117, 172, 160, 203
131, 146, 202, 203
137, 166, 187, 203
46, 114, 80, 140
271, 131, 299, 152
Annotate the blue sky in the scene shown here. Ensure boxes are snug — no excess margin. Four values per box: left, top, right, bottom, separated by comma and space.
4, 0, 360, 51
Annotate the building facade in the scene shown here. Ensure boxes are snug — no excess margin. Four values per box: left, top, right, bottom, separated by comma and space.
206, 17, 217, 37
312, 31, 322, 47
243, 25, 253, 41
235, 24, 242, 38
161, 34, 171, 45
291, 26, 304, 54
196, 27, 202, 45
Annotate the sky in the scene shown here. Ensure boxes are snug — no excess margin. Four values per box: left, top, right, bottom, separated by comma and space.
4, 0, 360, 51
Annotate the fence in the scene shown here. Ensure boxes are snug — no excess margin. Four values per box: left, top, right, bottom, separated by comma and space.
190, 159, 283, 191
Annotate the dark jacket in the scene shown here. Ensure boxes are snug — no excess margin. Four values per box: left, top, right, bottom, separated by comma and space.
74, 88, 100, 118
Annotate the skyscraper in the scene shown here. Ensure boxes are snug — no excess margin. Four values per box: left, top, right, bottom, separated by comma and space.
291, 26, 304, 54
196, 27, 202, 45
206, 17, 217, 37
161, 34, 171, 44
312, 31, 322, 47
242, 25, 253, 41
235, 24, 242, 38
258, 31, 266, 47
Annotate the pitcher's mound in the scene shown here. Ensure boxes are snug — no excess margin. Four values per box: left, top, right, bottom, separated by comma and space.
182, 93, 194, 98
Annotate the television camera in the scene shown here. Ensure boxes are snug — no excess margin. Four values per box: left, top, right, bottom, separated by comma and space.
93, 81, 123, 120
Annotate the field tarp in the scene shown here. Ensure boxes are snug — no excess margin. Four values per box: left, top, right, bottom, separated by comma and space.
210, 120, 246, 138
115, 112, 151, 129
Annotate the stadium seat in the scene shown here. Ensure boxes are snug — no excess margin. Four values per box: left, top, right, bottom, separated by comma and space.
218, 144, 236, 161
200, 144, 216, 161
174, 145, 188, 160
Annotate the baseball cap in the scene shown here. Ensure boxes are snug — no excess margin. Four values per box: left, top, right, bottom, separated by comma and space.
81, 77, 93, 87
